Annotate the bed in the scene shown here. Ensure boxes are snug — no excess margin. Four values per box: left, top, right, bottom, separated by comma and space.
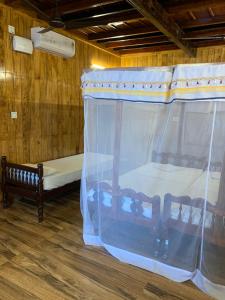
86, 155, 225, 257
81, 65, 225, 299
1, 153, 113, 222
1, 154, 84, 222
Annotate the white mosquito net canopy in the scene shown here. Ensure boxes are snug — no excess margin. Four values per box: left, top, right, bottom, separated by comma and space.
81, 64, 225, 300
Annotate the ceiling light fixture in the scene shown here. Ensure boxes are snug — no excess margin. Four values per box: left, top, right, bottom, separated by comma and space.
91, 64, 105, 70
108, 21, 124, 26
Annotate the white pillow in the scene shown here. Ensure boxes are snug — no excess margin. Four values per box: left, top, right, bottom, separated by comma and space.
23, 164, 57, 177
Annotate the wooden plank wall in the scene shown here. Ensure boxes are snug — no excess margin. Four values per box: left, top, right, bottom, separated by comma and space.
0, 4, 121, 164
121, 46, 225, 67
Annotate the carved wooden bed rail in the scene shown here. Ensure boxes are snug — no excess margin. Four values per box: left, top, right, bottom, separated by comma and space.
1, 156, 80, 222
86, 180, 161, 254
87, 181, 160, 227
3, 161, 42, 189
152, 151, 222, 171
87, 182, 225, 262
1, 156, 44, 221
118, 188, 160, 228
163, 193, 225, 248
163, 193, 204, 237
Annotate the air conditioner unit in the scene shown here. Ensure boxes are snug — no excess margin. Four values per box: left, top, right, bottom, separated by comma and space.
31, 27, 75, 58
13, 35, 33, 54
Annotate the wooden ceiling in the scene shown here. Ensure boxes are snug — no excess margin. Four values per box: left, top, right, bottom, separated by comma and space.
5, 0, 225, 56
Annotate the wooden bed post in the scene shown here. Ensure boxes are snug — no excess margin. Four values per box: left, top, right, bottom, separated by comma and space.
1, 156, 9, 208
112, 101, 123, 214
217, 151, 225, 210
37, 163, 44, 222
177, 104, 185, 157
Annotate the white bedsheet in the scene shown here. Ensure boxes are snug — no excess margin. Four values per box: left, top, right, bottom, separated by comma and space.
118, 162, 220, 206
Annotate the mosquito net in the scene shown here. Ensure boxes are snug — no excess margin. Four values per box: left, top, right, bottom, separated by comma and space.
81, 64, 225, 300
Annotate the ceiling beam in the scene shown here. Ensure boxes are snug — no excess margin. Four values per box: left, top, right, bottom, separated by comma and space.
88, 21, 225, 42
4, 0, 18, 4
180, 15, 225, 29
119, 43, 178, 55
88, 20, 225, 42
126, 0, 196, 57
4, 0, 39, 17
66, 9, 141, 29
186, 26, 225, 38
192, 39, 225, 48
44, 0, 122, 15
22, 0, 49, 20
104, 36, 168, 48
88, 26, 159, 41
165, 0, 225, 14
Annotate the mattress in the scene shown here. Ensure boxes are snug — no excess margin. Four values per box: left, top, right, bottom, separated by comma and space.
42, 154, 84, 190
25, 153, 113, 191
118, 162, 220, 206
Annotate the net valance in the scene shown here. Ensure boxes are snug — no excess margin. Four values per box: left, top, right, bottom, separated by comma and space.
82, 64, 225, 103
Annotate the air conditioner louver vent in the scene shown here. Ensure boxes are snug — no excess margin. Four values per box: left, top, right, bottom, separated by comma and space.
31, 27, 75, 58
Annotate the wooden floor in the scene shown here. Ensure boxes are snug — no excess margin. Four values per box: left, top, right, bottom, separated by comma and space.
0, 191, 214, 300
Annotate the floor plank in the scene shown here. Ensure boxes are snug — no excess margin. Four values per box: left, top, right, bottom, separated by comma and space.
0, 191, 214, 300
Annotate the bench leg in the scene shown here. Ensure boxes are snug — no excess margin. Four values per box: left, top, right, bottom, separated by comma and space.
38, 206, 43, 223
2, 192, 9, 208
37, 197, 44, 223
161, 223, 169, 260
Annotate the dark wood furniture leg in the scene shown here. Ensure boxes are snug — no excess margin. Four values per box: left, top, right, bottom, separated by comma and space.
37, 163, 44, 222
1, 156, 9, 208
